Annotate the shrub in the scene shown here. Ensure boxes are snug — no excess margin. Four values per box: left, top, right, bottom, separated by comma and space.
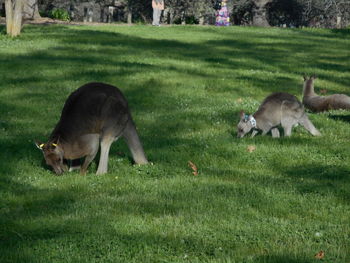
232, 0, 255, 25
266, 0, 304, 27
50, 8, 70, 21
39, 10, 48, 17
185, 15, 199, 24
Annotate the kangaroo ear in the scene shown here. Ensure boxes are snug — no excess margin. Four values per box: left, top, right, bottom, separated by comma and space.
303, 75, 308, 81
35, 141, 45, 150
311, 74, 317, 80
248, 115, 253, 121
51, 137, 60, 147
239, 110, 245, 119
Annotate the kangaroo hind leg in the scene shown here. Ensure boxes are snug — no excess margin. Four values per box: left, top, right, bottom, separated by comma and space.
281, 100, 301, 137
96, 97, 131, 174
96, 134, 116, 175
281, 116, 298, 137
271, 128, 280, 138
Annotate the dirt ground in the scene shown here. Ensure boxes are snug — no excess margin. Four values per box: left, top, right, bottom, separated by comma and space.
0, 16, 136, 26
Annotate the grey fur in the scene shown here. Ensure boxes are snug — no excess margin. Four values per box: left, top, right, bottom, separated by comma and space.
302, 75, 350, 112
36, 82, 148, 175
237, 92, 321, 138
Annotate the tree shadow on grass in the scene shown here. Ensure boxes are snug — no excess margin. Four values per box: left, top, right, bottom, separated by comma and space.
255, 255, 314, 263
330, 28, 350, 36
273, 163, 350, 203
328, 114, 350, 123
2, 25, 349, 96
0, 158, 78, 263
291, 27, 350, 39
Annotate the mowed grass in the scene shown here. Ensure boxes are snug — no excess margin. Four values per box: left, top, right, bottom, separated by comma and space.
0, 24, 349, 263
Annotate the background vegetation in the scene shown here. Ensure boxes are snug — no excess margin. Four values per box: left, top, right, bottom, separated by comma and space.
0, 24, 349, 263
7, 0, 347, 27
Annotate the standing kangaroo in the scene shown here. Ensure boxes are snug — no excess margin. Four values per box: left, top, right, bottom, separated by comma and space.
237, 92, 321, 138
302, 75, 350, 112
36, 82, 148, 175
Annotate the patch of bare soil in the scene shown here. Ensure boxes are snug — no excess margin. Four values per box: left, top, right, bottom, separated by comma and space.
0, 16, 135, 26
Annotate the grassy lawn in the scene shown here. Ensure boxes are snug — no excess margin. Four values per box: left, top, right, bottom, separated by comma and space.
0, 24, 349, 263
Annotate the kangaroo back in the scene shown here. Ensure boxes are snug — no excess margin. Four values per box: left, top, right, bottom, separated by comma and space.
51, 82, 129, 140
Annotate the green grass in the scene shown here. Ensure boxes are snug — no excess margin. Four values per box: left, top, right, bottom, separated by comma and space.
0, 24, 349, 263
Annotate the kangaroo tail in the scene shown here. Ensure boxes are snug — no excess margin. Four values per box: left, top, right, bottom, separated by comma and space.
123, 118, 148, 164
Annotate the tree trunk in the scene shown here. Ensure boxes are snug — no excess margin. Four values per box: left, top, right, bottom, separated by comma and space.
181, 11, 185, 25
12, 0, 23, 36
34, 5, 40, 19
199, 16, 204, 25
23, 0, 41, 20
336, 16, 341, 28
140, 13, 148, 23
252, 0, 272, 27
127, 11, 132, 24
5, 0, 23, 37
5, 0, 13, 34
169, 9, 174, 24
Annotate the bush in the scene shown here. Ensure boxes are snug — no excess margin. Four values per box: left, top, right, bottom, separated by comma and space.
185, 15, 199, 24
49, 8, 70, 21
39, 10, 48, 17
266, 0, 304, 27
232, 0, 254, 25
173, 16, 199, 25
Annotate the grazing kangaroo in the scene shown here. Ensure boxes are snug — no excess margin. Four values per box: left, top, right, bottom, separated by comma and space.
302, 75, 350, 112
36, 82, 148, 175
237, 92, 321, 138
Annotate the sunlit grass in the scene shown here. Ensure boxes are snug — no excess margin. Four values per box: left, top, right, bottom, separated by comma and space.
0, 24, 349, 263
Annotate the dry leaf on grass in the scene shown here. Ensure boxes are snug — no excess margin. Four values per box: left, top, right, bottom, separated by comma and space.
236, 98, 243, 103
247, 145, 256, 153
314, 250, 325, 260
188, 161, 198, 176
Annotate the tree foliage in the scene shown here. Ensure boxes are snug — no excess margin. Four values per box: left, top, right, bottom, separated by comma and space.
232, 0, 350, 27
2, 0, 348, 28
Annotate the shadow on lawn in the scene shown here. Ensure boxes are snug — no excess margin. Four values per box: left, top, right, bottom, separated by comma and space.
256, 255, 314, 263
3, 25, 349, 93
0, 98, 80, 261
328, 114, 350, 123
269, 161, 350, 203
0, 151, 75, 262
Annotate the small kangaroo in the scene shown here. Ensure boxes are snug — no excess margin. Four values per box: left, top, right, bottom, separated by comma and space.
237, 92, 321, 138
36, 82, 148, 175
302, 75, 350, 112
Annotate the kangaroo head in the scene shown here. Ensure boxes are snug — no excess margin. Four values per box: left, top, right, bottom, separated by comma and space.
35, 138, 66, 175
303, 75, 317, 96
237, 111, 255, 138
